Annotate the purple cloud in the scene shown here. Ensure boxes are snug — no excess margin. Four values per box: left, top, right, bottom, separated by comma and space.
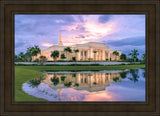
15, 14, 145, 55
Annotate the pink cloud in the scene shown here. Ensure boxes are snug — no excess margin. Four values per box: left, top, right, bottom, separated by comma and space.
41, 43, 53, 47
61, 16, 117, 46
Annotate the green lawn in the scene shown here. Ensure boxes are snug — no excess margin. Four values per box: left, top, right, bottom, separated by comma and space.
15, 64, 145, 101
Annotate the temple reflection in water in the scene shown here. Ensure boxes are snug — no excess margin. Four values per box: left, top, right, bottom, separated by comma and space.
24, 69, 145, 101
43, 72, 122, 93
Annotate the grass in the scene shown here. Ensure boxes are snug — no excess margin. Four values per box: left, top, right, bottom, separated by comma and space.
15, 67, 47, 101
15, 64, 145, 101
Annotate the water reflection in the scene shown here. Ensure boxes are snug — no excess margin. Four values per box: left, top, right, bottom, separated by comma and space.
24, 69, 145, 101
27, 76, 46, 88
43, 71, 122, 92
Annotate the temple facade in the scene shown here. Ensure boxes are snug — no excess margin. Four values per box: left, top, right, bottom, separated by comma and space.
34, 32, 121, 61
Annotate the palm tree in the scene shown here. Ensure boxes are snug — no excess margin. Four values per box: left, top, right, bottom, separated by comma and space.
27, 45, 41, 61
113, 50, 119, 61
24, 51, 32, 62
128, 49, 139, 62
50, 50, 59, 62
18, 52, 25, 61
64, 47, 72, 60
14, 55, 19, 62
60, 53, 66, 60
120, 53, 127, 61
74, 49, 79, 61
93, 50, 97, 61
39, 55, 47, 64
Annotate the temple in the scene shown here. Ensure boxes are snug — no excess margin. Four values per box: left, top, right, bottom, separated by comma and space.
34, 31, 121, 61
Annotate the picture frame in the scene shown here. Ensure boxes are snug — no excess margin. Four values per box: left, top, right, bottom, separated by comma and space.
0, 0, 159, 115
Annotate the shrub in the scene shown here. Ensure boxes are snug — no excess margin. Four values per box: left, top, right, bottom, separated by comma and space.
110, 58, 112, 61
88, 58, 93, 61
33, 58, 39, 62
93, 82, 97, 85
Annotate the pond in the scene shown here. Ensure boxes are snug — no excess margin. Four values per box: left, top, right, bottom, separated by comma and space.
22, 68, 145, 101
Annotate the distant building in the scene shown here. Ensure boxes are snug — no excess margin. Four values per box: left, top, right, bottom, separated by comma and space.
33, 31, 121, 61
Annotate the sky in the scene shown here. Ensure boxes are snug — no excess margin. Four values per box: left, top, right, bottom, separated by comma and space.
15, 14, 145, 58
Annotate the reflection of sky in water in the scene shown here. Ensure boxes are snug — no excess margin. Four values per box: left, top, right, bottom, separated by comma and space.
23, 69, 145, 101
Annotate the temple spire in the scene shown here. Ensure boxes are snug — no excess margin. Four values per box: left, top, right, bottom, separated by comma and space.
58, 30, 63, 46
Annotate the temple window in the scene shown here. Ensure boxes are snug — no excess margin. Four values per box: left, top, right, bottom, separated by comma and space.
84, 51, 86, 56
106, 53, 108, 57
81, 51, 83, 56
84, 78, 87, 83
81, 78, 83, 83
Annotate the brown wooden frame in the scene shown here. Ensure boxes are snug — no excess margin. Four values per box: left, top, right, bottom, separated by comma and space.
0, 0, 160, 115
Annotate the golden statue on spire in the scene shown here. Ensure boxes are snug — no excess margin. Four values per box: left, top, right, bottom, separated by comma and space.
58, 30, 63, 46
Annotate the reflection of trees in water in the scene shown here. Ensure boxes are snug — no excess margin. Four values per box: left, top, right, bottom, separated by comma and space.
120, 71, 127, 79
74, 83, 79, 87
28, 76, 46, 88
128, 69, 139, 82
51, 75, 59, 86
142, 69, 146, 78
143, 72, 145, 78
72, 73, 76, 77
113, 77, 120, 82
61, 76, 66, 81
64, 82, 72, 87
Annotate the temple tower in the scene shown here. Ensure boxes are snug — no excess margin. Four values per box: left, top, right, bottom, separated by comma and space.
58, 31, 63, 46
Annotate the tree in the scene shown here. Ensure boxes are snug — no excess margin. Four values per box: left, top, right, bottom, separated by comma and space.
142, 53, 145, 64
113, 50, 119, 61
74, 49, 79, 61
39, 55, 47, 64
128, 49, 139, 62
27, 45, 41, 61
24, 52, 32, 62
50, 50, 59, 62
60, 53, 66, 60
93, 50, 97, 61
14, 55, 19, 62
120, 53, 127, 61
18, 52, 25, 61
15, 54, 22, 62
64, 47, 72, 60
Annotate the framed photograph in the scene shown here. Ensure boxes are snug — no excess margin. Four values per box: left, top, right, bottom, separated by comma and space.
0, 0, 160, 115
